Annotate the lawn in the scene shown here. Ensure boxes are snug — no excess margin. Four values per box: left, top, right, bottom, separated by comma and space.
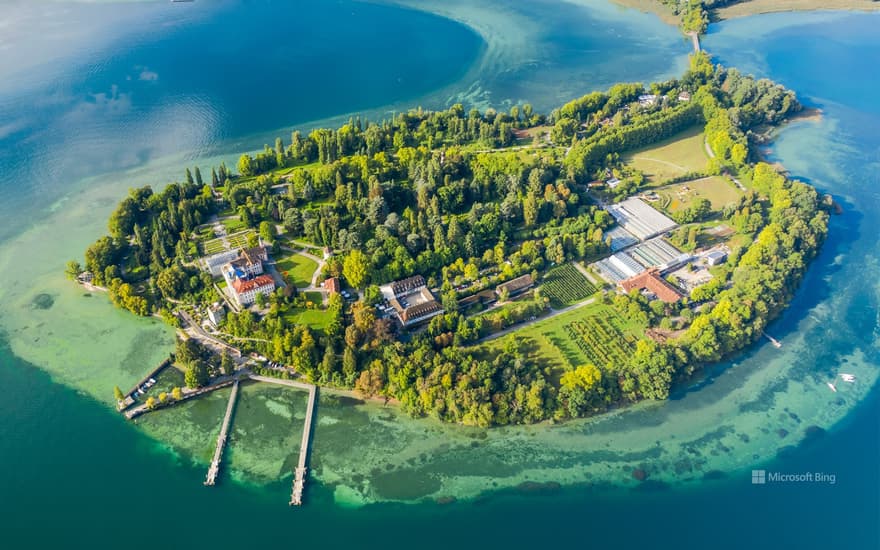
623, 126, 709, 184
283, 308, 330, 331
655, 176, 742, 213
221, 216, 246, 233
275, 253, 318, 288
541, 264, 597, 308
478, 302, 644, 374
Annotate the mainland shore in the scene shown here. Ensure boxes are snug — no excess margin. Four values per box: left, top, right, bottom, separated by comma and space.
610, 0, 880, 27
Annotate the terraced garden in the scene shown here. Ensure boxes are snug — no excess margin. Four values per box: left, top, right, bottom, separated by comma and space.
541, 264, 596, 308
201, 230, 254, 255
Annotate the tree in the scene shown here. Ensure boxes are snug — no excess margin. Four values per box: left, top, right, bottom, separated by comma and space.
175, 337, 204, 365
220, 352, 235, 376
113, 385, 124, 402
171, 387, 183, 401
145, 396, 157, 410
342, 249, 370, 289
184, 360, 209, 389
65, 260, 83, 281
259, 221, 275, 244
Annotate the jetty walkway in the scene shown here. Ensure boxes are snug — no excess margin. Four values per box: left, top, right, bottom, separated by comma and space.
124, 379, 235, 420
248, 375, 317, 506
119, 357, 172, 410
205, 380, 240, 486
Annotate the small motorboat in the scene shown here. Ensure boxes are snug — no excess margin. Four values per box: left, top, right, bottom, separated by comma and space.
840, 373, 856, 383
827, 382, 837, 393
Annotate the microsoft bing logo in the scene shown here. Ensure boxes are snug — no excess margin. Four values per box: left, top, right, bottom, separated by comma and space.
751, 470, 766, 484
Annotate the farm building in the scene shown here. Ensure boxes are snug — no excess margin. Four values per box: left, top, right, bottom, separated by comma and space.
381, 275, 444, 327
591, 237, 688, 284
619, 269, 683, 303
706, 250, 728, 266
593, 252, 647, 283
626, 238, 691, 272
605, 226, 640, 252
496, 274, 534, 298
606, 197, 678, 241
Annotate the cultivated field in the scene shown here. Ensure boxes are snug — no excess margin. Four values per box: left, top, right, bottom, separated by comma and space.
624, 127, 708, 184
541, 264, 597, 308
481, 302, 644, 373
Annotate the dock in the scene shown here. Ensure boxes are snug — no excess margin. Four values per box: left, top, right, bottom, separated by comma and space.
120, 357, 172, 408
205, 379, 240, 486
291, 384, 317, 506
124, 379, 235, 420
247, 375, 317, 506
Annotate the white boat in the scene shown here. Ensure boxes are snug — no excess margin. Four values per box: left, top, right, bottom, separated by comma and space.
827, 382, 837, 393
840, 374, 856, 382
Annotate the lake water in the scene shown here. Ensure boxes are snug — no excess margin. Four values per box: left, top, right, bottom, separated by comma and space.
0, 2, 877, 548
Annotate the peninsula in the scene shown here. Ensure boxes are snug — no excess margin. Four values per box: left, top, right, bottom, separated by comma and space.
71, 52, 828, 429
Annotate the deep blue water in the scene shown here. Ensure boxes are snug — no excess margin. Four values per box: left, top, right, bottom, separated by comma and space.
0, 3, 878, 549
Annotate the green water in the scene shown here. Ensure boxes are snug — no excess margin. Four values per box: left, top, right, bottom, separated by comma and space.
0, 2, 878, 548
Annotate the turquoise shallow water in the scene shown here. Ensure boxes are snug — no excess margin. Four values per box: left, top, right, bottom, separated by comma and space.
0, 2, 878, 548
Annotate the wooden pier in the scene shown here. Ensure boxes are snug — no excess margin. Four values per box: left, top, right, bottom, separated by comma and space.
291, 384, 316, 506
205, 379, 240, 486
247, 375, 317, 506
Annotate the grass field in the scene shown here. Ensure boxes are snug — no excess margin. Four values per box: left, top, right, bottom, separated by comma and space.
284, 308, 330, 331
623, 126, 708, 184
541, 264, 597, 308
479, 302, 644, 374
221, 216, 246, 233
275, 253, 318, 288
655, 176, 742, 213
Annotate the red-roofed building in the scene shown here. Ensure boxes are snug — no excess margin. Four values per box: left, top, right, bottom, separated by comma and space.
324, 277, 341, 294
619, 269, 682, 303
230, 274, 275, 306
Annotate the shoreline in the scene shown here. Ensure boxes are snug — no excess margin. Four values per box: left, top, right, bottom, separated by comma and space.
2, 0, 877, 510
714, 0, 880, 20
609, 0, 880, 29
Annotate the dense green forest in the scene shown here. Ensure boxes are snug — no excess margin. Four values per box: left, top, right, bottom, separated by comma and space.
77, 52, 825, 427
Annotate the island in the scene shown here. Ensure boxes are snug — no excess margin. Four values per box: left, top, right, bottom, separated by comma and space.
69, 51, 828, 431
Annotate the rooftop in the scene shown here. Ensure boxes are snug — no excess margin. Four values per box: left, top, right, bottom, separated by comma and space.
232, 274, 275, 294
606, 198, 677, 241
496, 274, 534, 296
620, 269, 682, 303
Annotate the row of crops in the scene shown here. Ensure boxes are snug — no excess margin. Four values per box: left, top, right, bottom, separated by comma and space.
542, 264, 597, 308
200, 230, 254, 255
564, 312, 638, 369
